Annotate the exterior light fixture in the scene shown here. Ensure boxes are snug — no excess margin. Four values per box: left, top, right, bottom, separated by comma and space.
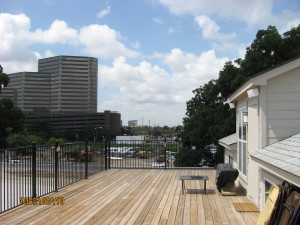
247, 88, 259, 98
229, 103, 235, 108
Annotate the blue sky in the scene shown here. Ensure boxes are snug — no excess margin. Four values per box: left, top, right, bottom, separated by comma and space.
1, 0, 300, 126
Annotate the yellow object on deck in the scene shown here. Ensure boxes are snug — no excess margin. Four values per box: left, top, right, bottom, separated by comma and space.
256, 185, 279, 225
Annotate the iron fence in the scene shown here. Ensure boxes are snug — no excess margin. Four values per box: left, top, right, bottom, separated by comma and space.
107, 139, 221, 169
1, 138, 222, 213
0, 140, 105, 213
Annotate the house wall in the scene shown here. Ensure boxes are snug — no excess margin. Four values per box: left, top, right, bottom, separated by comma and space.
242, 67, 300, 208
223, 146, 237, 168
252, 157, 300, 210
227, 61, 300, 209
265, 67, 300, 145
248, 97, 259, 152
246, 97, 260, 206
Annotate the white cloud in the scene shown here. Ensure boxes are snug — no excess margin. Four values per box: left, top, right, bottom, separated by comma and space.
195, 15, 236, 41
212, 42, 247, 58
44, 50, 55, 58
0, 13, 140, 73
79, 24, 140, 59
153, 17, 163, 24
168, 27, 176, 34
98, 49, 228, 125
0, 13, 40, 71
155, 0, 300, 30
30, 20, 78, 44
130, 41, 141, 49
279, 18, 300, 34
97, 5, 111, 18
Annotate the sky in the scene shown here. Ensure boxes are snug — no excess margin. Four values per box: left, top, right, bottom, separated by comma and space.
1, 0, 300, 127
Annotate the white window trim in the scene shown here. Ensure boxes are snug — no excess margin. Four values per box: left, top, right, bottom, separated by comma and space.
238, 107, 247, 176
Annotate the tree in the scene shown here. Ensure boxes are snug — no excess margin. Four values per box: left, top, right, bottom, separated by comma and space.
0, 99, 25, 148
241, 25, 283, 77
180, 25, 300, 166
0, 65, 9, 93
280, 25, 300, 61
27, 118, 50, 140
7, 133, 44, 147
121, 126, 133, 135
181, 80, 235, 149
217, 60, 244, 99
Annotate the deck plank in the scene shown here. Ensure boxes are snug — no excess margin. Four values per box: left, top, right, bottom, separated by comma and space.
0, 169, 259, 225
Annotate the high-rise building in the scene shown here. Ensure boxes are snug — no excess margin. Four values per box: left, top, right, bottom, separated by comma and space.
1, 56, 97, 113
0, 72, 51, 112
128, 120, 138, 127
0, 56, 122, 135
38, 56, 97, 113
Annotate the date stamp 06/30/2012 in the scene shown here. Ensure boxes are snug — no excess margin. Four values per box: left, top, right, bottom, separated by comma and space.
20, 197, 65, 205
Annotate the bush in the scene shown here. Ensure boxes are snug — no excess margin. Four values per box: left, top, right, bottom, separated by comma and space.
174, 146, 216, 167
6, 133, 44, 147
47, 137, 67, 146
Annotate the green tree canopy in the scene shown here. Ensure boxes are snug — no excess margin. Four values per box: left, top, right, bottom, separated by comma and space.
181, 25, 300, 153
0, 99, 25, 148
27, 118, 50, 140
0, 65, 9, 93
182, 80, 235, 148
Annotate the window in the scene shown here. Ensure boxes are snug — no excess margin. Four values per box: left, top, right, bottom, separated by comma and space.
229, 155, 233, 166
264, 179, 275, 203
238, 107, 247, 175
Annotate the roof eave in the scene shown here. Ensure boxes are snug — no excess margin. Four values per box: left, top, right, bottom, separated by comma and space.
228, 57, 300, 103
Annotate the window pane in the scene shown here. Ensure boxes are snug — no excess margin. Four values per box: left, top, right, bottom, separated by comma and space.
243, 142, 246, 175
265, 180, 273, 203
239, 126, 242, 139
239, 143, 242, 171
242, 125, 247, 141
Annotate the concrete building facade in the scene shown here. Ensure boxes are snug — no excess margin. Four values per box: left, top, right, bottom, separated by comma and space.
39, 56, 97, 113
25, 110, 121, 138
1, 56, 97, 113
0, 72, 51, 112
1, 55, 121, 136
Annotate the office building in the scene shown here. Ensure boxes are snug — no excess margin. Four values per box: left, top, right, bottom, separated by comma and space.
38, 56, 97, 113
0, 72, 51, 112
128, 120, 138, 127
25, 110, 121, 138
1, 56, 97, 113
0, 56, 121, 135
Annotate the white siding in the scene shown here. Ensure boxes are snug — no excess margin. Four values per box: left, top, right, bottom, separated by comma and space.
266, 68, 300, 145
248, 98, 259, 153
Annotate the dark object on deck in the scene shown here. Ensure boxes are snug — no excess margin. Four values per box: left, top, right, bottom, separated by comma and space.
215, 163, 239, 192
276, 191, 300, 225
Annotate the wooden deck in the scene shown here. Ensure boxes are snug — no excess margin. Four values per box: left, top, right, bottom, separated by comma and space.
0, 169, 259, 225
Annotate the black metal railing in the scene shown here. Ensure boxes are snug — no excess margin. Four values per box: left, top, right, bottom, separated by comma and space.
107, 139, 220, 169
0, 140, 106, 213
1, 138, 221, 213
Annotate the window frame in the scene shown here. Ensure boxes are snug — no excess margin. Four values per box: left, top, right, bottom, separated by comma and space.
238, 107, 247, 175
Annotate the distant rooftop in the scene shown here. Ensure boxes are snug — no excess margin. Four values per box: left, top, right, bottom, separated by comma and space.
251, 133, 300, 177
